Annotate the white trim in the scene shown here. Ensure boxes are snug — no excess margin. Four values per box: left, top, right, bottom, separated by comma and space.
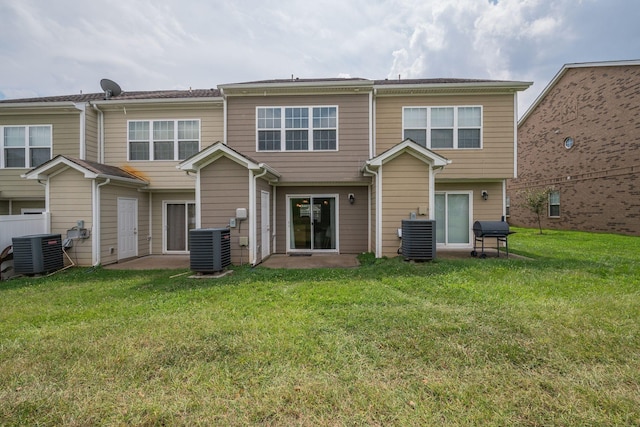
76, 103, 86, 160
285, 194, 340, 253
0, 124, 53, 169
513, 92, 518, 178
402, 105, 483, 150
127, 118, 201, 161
255, 106, 339, 152
249, 169, 256, 264
435, 191, 473, 248
162, 200, 196, 254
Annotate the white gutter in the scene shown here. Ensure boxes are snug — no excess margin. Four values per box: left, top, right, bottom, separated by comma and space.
363, 164, 381, 257
92, 178, 110, 266
250, 166, 270, 266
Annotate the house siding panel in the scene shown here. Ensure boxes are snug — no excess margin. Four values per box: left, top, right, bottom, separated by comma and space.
375, 94, 516, 179
49, 168, 93, 266
84, 106, 99, 162
0, 112, 82, 199
509, 65, 640, 235
199, 156, 249, 265
380, 153, 430, 257
102, 104, 223, 190
226, 95, 370, 183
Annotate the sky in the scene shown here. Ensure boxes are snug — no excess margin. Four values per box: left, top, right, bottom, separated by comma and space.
1, 0, 639, 116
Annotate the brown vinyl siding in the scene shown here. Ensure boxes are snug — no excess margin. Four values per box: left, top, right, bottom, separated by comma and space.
1, 111, 82, 200
435, 181, 505, 221
101, 104, 223, 190
274, 185, 368, 254
199, 156, 249, 265
84, 106, 99, 162
226, 94, 370, 184
375, 94, 516, 179
100, 184, 150, 265
380, 153, 430, 257
49, 168, 93, 266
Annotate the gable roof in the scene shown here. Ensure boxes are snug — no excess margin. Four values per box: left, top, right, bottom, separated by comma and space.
519, 59, 640, 125
365, 139, 450, 169
22, 155, 148, 185
178, 142, 280, 180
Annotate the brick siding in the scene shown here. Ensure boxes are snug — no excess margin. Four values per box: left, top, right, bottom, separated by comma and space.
508, 64, 640, 236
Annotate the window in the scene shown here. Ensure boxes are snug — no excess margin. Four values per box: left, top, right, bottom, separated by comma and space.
257, 106, 337, 151
128, 119, 200, 161
1, 125, 52, 168
402, 106, 482, 149
549, 191, 560, 217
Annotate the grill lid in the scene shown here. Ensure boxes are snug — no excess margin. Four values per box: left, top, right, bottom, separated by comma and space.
473, 221, 511, 237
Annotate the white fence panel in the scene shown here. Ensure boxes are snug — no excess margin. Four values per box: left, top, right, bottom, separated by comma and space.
0, 213, 50, 251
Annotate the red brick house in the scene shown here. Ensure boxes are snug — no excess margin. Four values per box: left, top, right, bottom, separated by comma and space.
508, 60, 640, 236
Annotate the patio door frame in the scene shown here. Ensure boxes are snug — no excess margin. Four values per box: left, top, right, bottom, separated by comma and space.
162, 200, 196, 254
286, 193, 339, 253
435, 191, 473, 248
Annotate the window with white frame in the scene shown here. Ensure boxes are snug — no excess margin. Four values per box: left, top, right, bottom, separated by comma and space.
257, 106, 337, 151
128, 119, 200, 161
403, 106, 482, 149
1, 125, 52, 168
549, 190, 560, 217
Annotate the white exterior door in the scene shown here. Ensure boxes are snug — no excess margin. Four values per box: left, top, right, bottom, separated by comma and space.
435, 192, 472, 247
117, 198, 138, 260
261, 191, 271, 259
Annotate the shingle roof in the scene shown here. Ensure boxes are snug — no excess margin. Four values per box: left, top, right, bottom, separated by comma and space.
0, 88, 221, 104
62, 157, 146, 181
373, 78, 508, 85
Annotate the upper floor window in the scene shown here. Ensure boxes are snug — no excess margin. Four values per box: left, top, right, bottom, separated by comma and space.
548, 190, 560, 217
128, 119, 200, 161
257, 106, 338, 151
403, 106, 482, 149
1, 125, 52, 168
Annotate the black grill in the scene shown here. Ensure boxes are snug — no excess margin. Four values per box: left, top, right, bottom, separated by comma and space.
471, 221, 513, 258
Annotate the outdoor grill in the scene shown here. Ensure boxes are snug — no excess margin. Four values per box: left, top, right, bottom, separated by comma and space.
471, 220, 513, 258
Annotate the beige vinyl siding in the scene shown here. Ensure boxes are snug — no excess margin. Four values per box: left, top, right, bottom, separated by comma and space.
0, 200, 45, 215
84, 106, 99, 162
102, 104, 223, 190
226, 95, 370, 184
1, 111, 82, 199
200, 156, 249, 266
376, 94, 516, 179
150, 191, 195, 254
436, 181, 505, 221
273, 185, 368, 254
100, 184, 150, 265
380, 153, 430, 257
49, 168, 93, 266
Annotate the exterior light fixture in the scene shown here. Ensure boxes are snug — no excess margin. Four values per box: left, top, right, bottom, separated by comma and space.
348, 193, 355, 204
481, 190, 488, 201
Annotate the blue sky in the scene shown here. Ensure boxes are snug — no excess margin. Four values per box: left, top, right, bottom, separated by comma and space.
1, 0, 638, 115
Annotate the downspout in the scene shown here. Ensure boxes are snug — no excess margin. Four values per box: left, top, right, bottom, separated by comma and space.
369, 89, 375, 159
364, 164, 381, 257
250, 166, 269, 266
221, 88, 227, 144
92, 103, 104, 163
76, 103, 86, 160
92, 178, 110, 266
36, 178, 51, 232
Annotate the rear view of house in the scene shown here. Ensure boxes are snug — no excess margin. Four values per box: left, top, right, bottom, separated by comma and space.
1, 76, 530, 266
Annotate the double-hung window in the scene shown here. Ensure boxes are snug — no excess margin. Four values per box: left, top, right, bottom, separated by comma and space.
402, 106, 482, 149
549, 191, 560, 217
257, 106, 337, 151
128, 119, 200, 161
1, 125, 52, 168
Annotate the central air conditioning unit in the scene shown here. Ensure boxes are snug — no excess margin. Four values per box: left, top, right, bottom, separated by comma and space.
189, 228, 231, 273
401, 219, 436, 261
12, 234, 64, 275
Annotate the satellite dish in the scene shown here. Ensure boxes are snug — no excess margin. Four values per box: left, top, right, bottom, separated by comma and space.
100, 78, 122, 99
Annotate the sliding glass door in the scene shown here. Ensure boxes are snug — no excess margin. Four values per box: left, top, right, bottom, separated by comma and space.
288, 195, 337, 252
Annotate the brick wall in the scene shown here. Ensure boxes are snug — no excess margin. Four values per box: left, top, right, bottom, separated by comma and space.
508, 64, 640, 236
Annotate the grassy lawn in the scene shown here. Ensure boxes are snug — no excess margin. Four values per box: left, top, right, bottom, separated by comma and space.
1, 228, 638, 426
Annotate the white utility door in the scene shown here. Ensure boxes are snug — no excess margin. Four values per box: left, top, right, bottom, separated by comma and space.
261, 191, 271, 259
117, 197, 138, 260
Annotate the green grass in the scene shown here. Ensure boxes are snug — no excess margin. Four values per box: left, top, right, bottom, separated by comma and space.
1, 228, 639, 426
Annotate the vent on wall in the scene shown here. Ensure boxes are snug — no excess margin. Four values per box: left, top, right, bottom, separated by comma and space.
12, 234, 64, 275
189, 228, 231, 273
401, 220, 436, 261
